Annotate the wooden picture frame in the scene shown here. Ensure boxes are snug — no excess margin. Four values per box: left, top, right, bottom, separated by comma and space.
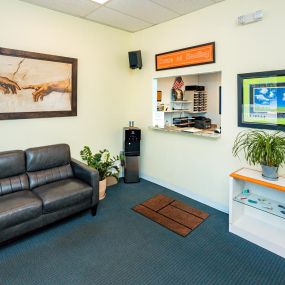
155, 42, 215, 71
238, 69, 285, 130
0, 47, 77, 120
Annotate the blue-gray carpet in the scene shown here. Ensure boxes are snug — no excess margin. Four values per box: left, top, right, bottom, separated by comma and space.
0, 179, 284, 285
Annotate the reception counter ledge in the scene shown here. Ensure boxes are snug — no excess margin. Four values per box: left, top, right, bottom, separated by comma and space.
149, 126, 221, 139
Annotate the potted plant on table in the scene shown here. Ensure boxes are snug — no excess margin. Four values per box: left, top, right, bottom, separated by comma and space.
232, 130, 285, 181
80, 146, 120, 200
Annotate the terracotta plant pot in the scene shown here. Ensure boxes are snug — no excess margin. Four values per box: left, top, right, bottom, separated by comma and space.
106, 176, 118, 187
99, 178, 107, 200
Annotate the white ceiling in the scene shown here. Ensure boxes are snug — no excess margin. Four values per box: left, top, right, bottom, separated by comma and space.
20, 0, 224, 32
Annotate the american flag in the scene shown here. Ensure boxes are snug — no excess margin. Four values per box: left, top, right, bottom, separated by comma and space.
172, 76, 184, 90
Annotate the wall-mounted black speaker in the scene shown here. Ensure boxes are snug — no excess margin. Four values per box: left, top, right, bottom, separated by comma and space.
128, 50, 142, 69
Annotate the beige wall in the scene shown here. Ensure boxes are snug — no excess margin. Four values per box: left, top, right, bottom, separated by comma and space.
129, 0, 285, 211
0, 0, 131, 159
1, 0, 284, 212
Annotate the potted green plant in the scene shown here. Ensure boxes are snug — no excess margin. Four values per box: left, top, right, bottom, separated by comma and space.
80, 146, 120, 200
232, 130, 285, 180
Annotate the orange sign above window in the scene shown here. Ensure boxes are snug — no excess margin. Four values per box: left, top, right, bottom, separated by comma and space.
155, 42, 215, 71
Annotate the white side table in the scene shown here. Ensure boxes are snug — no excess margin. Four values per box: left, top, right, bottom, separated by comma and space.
229, 168, 285, 258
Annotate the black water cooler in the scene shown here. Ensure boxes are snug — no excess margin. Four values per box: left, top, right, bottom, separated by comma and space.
123, 127, 141, 183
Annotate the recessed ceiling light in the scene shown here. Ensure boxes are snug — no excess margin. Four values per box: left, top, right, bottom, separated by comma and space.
91, 0, 110, 4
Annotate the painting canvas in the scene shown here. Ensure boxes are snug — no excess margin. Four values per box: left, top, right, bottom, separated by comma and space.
238, 70, 285, 130
0, 47, 77, 120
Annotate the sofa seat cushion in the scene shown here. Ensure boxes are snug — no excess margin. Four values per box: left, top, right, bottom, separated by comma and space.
33, 178, 92, 213
0, 191, 42, 230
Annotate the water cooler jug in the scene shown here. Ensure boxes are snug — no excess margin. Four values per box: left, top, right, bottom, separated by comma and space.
123, 127, 141, 183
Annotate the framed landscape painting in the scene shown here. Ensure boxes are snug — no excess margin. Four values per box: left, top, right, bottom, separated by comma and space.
0, 47, 77, 120
238, 69, 285, 130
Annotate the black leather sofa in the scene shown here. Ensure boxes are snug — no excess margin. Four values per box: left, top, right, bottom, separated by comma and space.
0, 144, 99, 244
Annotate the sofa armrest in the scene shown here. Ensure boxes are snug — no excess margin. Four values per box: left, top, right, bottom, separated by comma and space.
71, 158, 99, 206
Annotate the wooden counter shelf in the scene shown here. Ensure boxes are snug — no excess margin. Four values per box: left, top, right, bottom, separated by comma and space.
149, 125, 221, 139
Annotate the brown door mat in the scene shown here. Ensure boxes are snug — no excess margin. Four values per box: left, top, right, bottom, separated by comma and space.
141, 194, 175, 211
132, 194, 209, 237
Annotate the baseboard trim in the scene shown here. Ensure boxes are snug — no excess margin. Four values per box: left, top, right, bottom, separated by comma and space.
141, 173, 229, 214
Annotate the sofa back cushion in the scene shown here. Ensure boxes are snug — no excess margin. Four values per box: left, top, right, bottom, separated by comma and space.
0, 150, 29, 195
26, 144, 71, 172
28, 164, 73, 189
0, 150, 25, 179
0, 174, 29, 196
26, 144, 73, 189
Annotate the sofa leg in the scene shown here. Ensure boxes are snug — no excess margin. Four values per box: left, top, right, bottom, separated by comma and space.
91, 205, 98, 216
